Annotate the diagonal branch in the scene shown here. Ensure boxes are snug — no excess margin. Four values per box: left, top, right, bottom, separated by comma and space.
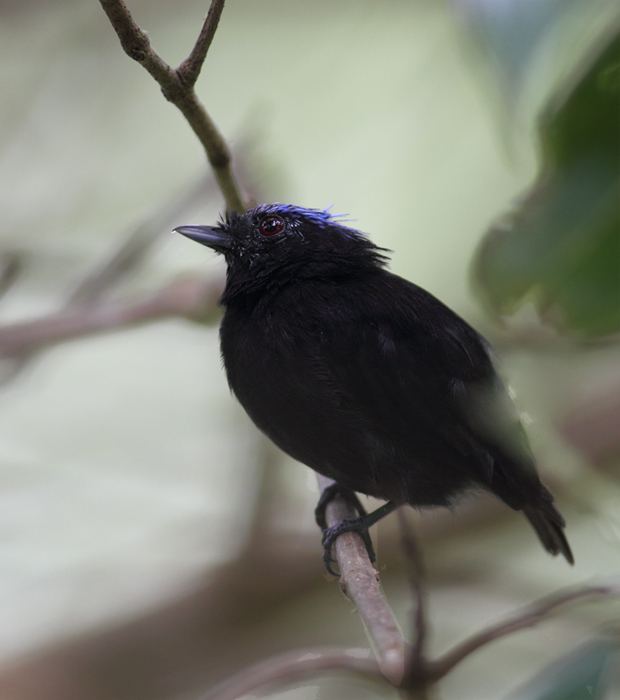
398, 508, 428, 681
427, 584, 619, 681
0, 253, 22, 301
199, 646, 386, 700
177, 0, 226, 88
69, 175, 214, 307
0, 174, 217, 387
317, 475, 407, 686
99, 0, 246, 213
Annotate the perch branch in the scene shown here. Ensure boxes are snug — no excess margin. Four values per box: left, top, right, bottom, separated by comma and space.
99, 0, 246, 213
427, 584, 618, 681
317, 475, 407, 686
200, 646, 385, 700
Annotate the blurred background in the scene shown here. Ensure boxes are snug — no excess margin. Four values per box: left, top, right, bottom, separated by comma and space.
0, 0, 618, 698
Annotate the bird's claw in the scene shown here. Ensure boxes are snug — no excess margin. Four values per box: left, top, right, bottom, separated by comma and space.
322, 549, 339, 577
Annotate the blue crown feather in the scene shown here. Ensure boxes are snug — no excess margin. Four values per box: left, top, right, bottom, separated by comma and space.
250, 203, 362, 238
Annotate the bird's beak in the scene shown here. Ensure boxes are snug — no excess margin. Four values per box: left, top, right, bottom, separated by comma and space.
174, 225, 232, 251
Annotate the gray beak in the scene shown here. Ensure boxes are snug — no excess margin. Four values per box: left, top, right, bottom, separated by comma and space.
174, 225, 232, 250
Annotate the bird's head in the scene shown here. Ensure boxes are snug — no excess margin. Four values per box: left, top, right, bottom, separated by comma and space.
175, 204, 388, 303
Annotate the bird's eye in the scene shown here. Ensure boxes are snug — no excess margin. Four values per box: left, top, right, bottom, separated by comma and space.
259, 215, 285, 236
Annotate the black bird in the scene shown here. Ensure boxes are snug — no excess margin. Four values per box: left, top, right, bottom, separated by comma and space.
175, 204, 573, 572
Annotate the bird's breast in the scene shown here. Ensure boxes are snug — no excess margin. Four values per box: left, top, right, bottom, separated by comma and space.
218, 302, 385, 487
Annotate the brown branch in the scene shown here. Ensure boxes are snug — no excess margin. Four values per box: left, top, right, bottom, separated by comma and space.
397, 508, 428, 686
0, 174, 218, 385
316, 475, 407, 686
0, 275, 222, 356
0, 252, 22, 301
99, 0, 246, 213
177, 0, 226, 88
199, 646, 386, 700
427, 585, 618, 681
560, 380, 620, 466
70, 174, 214, 306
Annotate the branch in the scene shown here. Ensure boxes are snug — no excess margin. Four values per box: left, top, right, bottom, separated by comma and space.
316, 475, 407, 686
0, 275, 221, 356
0, 174, 218, 385
99, 0, 246, 213
427, 585, 619, 681
561, 381, 620, 466
0, 252, 22, 301
199, 646, 386, 700
177, 0, 226, 88
70, 174, 213, 306
397, 508, 428, 682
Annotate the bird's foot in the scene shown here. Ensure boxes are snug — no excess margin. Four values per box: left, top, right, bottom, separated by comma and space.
321, 517, 377, 576
315, 484, 373, 576
314, 483, 368, 531
319, 500, 398, 576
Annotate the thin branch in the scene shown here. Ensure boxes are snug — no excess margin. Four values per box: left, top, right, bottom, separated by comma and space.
0, 275, 221, 356
316, 475, 407, 686
99, 0, 246, 213
99, 0, 172, 83
0, 174, 217, 385
199, 646, 386, 700
397, 508, 428, 681
427, 585, 619, 681
70, 174, 213, 306
177, 0, 226, 88
0, 252, 22, 301
561, 381, 620, 466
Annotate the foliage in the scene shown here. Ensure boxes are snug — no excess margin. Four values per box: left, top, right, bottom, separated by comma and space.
473, 27, 620, 337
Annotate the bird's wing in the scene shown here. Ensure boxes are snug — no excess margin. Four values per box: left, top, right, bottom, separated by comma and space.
316, 273, 533, 487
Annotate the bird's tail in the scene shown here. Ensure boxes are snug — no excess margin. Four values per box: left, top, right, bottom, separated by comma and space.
523, 501, 574, 565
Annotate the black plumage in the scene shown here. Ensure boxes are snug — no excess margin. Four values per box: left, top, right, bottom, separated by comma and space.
175, 204, 573, 570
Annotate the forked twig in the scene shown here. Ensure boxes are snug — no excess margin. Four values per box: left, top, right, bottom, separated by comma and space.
99, 0, 246, 212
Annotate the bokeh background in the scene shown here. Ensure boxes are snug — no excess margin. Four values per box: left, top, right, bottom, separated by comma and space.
0, 0, 618, 698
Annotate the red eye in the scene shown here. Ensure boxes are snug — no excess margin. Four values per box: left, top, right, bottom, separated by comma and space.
259, 215, 285, 236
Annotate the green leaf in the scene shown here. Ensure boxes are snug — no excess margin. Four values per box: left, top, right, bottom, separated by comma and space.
508, 641, 617, 700
473, 27, 620, 337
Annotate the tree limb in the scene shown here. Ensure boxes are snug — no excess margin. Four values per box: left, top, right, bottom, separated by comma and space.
199, 646, 386, 700
0, 275, 221, 356
427, 585, 619, 681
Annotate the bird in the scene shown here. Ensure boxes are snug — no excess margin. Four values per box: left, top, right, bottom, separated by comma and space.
175, 204, 573, 573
